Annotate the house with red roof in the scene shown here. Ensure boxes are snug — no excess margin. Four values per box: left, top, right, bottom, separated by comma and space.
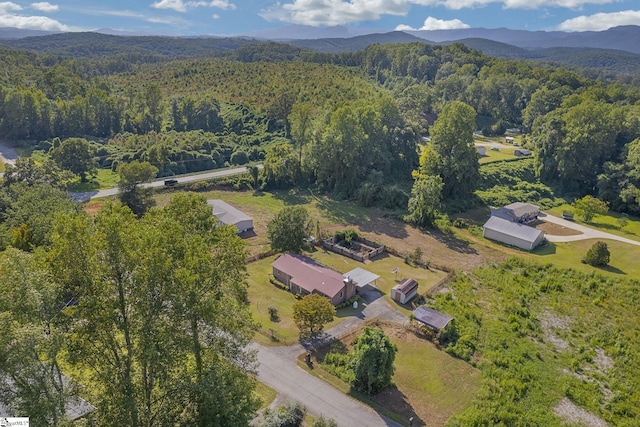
271, 254, 356, 306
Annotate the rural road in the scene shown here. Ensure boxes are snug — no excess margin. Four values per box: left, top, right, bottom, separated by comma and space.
70, 165, 261, 202
253, 287, 406, 427
0, 141, 19, 166
540, 213, 640, 246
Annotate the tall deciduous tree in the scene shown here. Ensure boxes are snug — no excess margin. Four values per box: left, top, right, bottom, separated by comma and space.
0, 248, 70, 424
292, 294, 335, 338
289, 102, 314, 180
573, 195, 609, 222
47, 197, 258, 426
406, 145, 444, 227
350, 327, 397, 395
49, 137, 97, 182
117, 161, 159, 217
267, 206, 312, 254
424, 101, 479, 199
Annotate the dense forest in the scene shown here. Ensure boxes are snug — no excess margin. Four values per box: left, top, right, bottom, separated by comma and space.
1, 35, 639, 215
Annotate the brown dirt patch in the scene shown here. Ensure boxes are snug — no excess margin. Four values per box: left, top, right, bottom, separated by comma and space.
535, 220, 582, 236
83, 201, 104, 216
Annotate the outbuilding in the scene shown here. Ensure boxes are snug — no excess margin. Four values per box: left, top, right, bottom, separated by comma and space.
391, 278, 419, 304
412, 306, 453, 331
483, 216, 545, 251
207, 199, 254, 234
514, 148, 531, 157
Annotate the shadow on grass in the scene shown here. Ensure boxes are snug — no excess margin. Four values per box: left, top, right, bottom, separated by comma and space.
595, 264, 626, 275
354, 386, 426, 427
431, 229, 479, 255
272, 189, 313, 206
533, 241, 557, 256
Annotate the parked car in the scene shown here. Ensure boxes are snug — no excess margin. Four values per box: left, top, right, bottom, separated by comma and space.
164, 179, 178, 186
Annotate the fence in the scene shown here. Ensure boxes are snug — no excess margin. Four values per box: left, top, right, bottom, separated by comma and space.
321, 236, 385, 262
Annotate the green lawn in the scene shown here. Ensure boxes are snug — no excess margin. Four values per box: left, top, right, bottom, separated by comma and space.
68, 168, 119, 191
301, 322, 481, 426
254, 381, 277, 410
478, 147, 518, 164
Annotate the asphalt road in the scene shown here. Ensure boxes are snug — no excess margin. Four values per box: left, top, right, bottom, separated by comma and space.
253, 287, 406, 427
70, 165, 261, 202
540, 213, 640, 246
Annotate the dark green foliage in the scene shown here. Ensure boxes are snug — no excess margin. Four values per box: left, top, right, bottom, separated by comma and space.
584, 241, 610, 266
49, 137, 97, 182
350, 327, 398, 395
117, 161, 159, 217
267, 206, 312, 254
311, 416, 338, 427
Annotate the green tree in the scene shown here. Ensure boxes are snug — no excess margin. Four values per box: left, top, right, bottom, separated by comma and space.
573, 195, 609, 222
584, 241, 610, 266
406, 148, 444, 227
49, 137, 97, 182
47, 199, 258, 426
289, 102, 314, 180
312, 416, 338, 427
0, 248, 70, 424
350, 327, 397, 395
267, 206, 312, 253
117, 160, 159, 217
292, 294, 335, 338
425, 101, 479, 198
2, 157, 73, 189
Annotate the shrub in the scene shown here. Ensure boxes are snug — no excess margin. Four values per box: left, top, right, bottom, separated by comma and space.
583, 241, 610, 266
268, 306, 279, 322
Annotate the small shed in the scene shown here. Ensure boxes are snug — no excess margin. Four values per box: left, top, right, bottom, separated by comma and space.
505, 136, 514, 144
207, 199, 254, 234
391, 278, 419, 304
412, 306, 453, 331
476, 146, 487, 156
514, 148, 531, 157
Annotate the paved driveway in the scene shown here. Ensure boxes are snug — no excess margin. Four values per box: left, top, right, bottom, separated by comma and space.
253, 289, 405, 427
540, 213, 640, 246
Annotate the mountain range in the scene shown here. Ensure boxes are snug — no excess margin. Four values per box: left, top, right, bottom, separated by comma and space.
1, 25, 639, 78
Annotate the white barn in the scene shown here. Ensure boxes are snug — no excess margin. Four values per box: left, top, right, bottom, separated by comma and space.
207, 199, 254, 234
483, 216, 545, 251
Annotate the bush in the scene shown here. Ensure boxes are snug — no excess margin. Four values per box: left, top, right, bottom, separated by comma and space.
583, 241, 610, 266
260, 401, 306, 427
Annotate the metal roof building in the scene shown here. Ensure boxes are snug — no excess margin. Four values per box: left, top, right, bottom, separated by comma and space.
483, 216, 545, 251
207, 199, 254, 234
413, 306, 453, 331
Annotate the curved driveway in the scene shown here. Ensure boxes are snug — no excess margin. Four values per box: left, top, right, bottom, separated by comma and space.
253, 288, 405, 427
540, 213, 640, 246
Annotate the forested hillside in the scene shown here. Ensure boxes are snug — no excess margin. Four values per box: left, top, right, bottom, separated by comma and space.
1, 32, 640, 426
1, 35, 639, 214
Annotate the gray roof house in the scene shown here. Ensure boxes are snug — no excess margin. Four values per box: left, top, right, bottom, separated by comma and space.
207, 199, 254, 234
491, 202, 540, 223
483, 216, 545, 251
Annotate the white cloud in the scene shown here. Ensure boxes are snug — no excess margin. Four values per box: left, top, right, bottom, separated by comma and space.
262, 0, 622, 25
0, 2, 22, 13
30, 2, 59, 13
261, 0, 410, 26
0, 14, 72, 30
212, 13, 220, 19
396, 16, 470, 30
151, 0, 235, 12
557, 9, 640, 31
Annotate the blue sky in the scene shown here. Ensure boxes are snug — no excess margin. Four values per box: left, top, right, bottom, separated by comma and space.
0, 0, 639, 36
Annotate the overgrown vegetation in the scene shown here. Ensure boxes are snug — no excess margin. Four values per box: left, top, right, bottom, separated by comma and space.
431, 258, 640, 425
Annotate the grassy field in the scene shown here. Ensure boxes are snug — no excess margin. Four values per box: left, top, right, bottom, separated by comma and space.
547, 204, 640, 241
478, 147, 518, 164
301, 322, 481, 427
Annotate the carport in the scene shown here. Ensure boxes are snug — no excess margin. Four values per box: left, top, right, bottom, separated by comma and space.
345, 267, 380, 288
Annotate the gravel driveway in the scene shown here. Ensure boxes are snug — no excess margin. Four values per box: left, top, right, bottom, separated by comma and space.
540, 213, 640, 246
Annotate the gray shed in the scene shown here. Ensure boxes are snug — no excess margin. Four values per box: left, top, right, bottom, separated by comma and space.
413, 306, 453, 331
483, 216, 545, 251
207, 199, 254, 234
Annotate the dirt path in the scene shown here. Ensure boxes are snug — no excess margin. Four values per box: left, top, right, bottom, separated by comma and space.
540, 213, 640, 246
